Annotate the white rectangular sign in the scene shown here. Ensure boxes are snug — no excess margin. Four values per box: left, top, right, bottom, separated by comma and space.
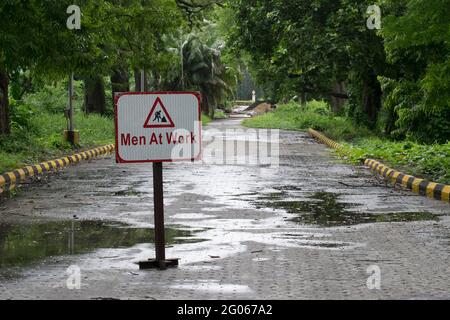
115, 92, 202, 163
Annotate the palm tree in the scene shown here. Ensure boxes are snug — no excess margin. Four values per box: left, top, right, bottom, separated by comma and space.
162, 33, 231, 118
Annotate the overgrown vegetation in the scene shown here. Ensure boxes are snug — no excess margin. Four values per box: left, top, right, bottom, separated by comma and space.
243, 101, 371, 140
0, 98, 114, 173
339, 139, 450, 185
0, 0, 449, 184
234, 0, 449, 185
228, 0, 450, 143
0, 1, 237, 136
213, 109, 228, 119
0, 1, 234, 173
245, 100, 450, 184
1, 85, 213, 173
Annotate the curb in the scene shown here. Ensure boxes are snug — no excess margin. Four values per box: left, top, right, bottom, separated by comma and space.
308, 128, 450, 204
308, 128, 344, 150
0, 144, 115, 189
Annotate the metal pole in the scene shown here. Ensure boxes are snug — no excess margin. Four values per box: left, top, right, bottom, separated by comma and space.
153, 162, 166, 268
68, 73, 74, 132
180, 42, 184, 90
137, 75, 178, 270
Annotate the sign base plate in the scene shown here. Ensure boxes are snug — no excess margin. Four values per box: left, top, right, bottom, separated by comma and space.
138, 258, 179, 270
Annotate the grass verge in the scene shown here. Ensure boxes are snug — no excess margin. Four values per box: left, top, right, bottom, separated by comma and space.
1, 109, 215, 174
243, 100, 450, 185
201, 114, 212, 126
0, 112, 114, 173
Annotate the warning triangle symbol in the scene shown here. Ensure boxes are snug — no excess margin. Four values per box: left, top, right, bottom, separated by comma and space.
143, 97, 175, 128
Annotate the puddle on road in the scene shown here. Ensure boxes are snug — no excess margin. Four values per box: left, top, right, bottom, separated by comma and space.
256, 191, 439, 227
0, 220, 203, 269
113, 188, 142, 196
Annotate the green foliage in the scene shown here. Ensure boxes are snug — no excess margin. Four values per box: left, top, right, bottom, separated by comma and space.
22, 81, 83, 114
0, 0, 118, 79
160, 30, 235, 117
340, 138, 450, 185
9, 99, 38, 132
107, 0, 184, 72
379, 0, 450, 143
243, 100, 371, 140
228, 0, 385, 110
228, 0, 449, 143
245, 99, 450, 184
201, 114, 212, 125
0, 109, 114, 173
214, 109, 228, 119
305, 100, 333, 116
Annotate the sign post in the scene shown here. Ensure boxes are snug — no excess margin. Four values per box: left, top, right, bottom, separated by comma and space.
152, 161, 166, 268
115, 92, 201, 269
64, 73, 80, 145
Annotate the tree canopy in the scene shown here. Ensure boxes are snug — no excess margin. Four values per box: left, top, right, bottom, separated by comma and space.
227, 0, 449, 142
0, 0, 448, 144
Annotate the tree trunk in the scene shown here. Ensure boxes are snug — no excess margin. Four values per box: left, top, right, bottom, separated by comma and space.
201, 93, 209, 115
330, 81, 347, 114
299, 92, 307, 107
362, 74, 382, 128
152, 70, 161, 91
0, 67, 10, 135
209, 104, 215, 119
134, 68, 141, 92
84, 76, 106, 115
384, 108, 397, 135
111, 66, 129, 103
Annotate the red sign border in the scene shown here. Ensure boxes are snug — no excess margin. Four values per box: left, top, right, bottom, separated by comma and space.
114, 91, 202, 164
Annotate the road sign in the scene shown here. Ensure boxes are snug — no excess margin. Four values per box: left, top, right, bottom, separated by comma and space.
115, 91, 201, 270
143, 97, 175, 128
115, 92, 202, 163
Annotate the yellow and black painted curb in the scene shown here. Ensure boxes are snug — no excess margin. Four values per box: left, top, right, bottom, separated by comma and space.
364, 159, 450, 203
308, 128, 450, 204
308, 128, 344, 151
0, 144, 115, 189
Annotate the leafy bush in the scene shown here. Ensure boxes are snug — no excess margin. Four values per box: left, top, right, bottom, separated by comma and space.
379, 77, 450, 143
201, 114, 212, 125
0, 111, 114, 173
9, 99, 38, 132
243, 100, 371, 141
23, 81, 84, 114
340, 138, 450, 185
214, 109, 228, 119
304, 99, 332, 116
244, 100, 450, 184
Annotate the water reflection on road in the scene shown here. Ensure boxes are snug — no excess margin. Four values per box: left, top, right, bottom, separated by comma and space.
0, 220, 202, 271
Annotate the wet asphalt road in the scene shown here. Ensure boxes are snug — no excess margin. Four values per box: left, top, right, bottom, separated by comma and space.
0, 118, 449, 300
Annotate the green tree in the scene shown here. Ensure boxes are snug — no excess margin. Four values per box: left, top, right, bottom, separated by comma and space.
379, 0, 450, 143
0, 1, 114, 131
227, 0, 386, 126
